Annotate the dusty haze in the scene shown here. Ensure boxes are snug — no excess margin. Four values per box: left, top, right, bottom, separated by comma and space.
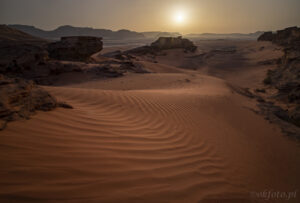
1, 0, 300, 34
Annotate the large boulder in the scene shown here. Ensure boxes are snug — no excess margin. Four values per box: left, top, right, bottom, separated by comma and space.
47, 36, 103, 61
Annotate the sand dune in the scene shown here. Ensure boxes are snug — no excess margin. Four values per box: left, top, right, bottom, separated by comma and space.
0, 40, 299, 202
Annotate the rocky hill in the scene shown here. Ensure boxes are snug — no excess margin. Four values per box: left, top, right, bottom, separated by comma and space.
0, 24, 46, 42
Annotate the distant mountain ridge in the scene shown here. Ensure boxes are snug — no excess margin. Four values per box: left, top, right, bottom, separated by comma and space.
142, 32, 181, 39
184, 32, 263, 40
8, 25, 145, 40
8, 24, 263, 41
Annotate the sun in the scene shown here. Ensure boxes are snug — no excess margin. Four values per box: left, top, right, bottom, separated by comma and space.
173, 11, 186, 24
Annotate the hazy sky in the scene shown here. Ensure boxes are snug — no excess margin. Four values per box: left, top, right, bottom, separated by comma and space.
1, 0, 299, 34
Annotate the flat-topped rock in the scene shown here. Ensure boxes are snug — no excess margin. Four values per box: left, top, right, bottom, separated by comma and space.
126, 36, 197, 55
47, 36, 103, 61
151, 36, 197, 52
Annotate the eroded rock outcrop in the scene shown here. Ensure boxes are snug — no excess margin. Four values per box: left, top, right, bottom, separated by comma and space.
257, 32, 274, 42
1, 25, 150, 87
0, 26, 75, 130
258, 27, 300, 136
151, 36, 197, 52
0, 25, 48, 74
47, 36, 103, 61
126, 36, 197, 55
258, 26, 300, 46
0, 74, 57, 130
0, 43, 48, 74
259, 27, 300, 104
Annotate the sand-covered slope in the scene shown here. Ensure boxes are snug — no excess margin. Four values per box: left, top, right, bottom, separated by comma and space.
0, 40, 299, 202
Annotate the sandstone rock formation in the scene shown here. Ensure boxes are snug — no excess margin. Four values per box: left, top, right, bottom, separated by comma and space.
151, 36, 197, 52
0, 26, 76, 130
1, 25, 149, 87
258, 27, 300, 132
257, 32, 274, 42
126, 36, 197, 55
258, 26, 300, 46
0, 74, 57, 130
47, 36, 103, 61
95, 53, 150, 74
0, 25, 48, 74
0, 43, 48, 74
259, 27, 300, 104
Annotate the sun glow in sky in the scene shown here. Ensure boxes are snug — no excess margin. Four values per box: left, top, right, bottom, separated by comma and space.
0, 0, 300, 34
170, 6, 190, 28
173, 11, 186, 24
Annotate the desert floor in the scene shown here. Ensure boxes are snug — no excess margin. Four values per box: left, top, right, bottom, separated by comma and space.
0, 40, 299, 202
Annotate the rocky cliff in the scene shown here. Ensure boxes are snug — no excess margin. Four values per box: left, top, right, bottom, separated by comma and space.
258, 27, 300, 136
258, 26, 300, 46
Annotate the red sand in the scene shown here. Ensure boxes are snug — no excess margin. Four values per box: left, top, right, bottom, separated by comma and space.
0, 40, 299, 202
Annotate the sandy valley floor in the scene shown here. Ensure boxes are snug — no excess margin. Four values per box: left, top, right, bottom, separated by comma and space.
0, 40, 299, 202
